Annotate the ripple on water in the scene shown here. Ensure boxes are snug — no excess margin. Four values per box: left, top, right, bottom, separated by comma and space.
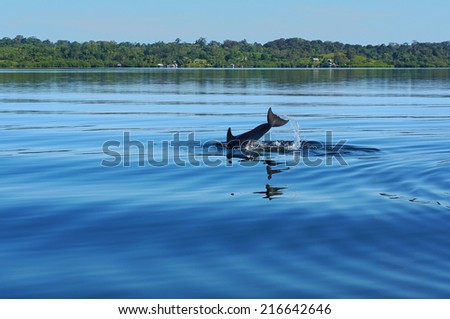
1, 69, 450, 297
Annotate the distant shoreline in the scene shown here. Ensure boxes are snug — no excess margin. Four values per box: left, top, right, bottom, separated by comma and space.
1, 36, 449, 68
0, 66, 450, 72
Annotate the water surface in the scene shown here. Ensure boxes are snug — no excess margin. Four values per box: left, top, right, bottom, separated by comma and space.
1, 68, 449, 298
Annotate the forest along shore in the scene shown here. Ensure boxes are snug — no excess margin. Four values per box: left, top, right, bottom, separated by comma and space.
0, 36, 449, 68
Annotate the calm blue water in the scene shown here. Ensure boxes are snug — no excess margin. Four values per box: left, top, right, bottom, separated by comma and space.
1, 68, 449, 298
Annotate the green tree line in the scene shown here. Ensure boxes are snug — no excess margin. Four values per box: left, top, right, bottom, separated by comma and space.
0, 35, 448, 68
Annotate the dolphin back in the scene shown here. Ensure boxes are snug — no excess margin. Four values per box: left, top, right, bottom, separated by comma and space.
227, 127, 235, 143
267, 107, 289, 127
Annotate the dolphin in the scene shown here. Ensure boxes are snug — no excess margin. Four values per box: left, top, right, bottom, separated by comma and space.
226, 107, 289, 148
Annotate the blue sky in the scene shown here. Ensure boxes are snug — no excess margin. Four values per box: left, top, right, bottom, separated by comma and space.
2, 0, 449, 45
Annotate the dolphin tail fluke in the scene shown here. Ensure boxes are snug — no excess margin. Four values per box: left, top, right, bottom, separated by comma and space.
267, 107, 289, 127
227, 127, 235, 143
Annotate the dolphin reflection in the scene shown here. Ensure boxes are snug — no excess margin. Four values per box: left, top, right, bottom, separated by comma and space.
254, 184, 287, 200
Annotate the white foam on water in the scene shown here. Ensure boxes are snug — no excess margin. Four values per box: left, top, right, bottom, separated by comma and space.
289, 117, 301, 151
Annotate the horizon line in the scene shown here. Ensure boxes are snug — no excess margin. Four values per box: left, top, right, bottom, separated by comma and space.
4, 35, 450, 47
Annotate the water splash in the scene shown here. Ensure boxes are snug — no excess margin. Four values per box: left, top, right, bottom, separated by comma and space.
289, 117, 301, 151
241, 117, 302, 152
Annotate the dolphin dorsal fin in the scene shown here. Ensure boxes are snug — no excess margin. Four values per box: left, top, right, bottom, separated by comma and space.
267, 107, 289, 127
227, 127, 235, 142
